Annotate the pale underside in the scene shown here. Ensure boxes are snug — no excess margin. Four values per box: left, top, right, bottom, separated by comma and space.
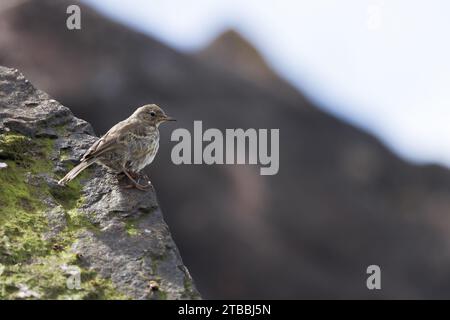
83, 118, 160, 173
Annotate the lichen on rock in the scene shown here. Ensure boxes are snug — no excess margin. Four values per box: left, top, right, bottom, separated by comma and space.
0, 66, 199, 300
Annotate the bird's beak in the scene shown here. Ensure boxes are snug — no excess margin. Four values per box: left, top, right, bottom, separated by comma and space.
164, 115, 176, 122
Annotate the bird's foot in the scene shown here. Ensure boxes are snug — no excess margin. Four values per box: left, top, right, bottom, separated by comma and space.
121, 169, 152, 191
123, 181, 151, 191
135, 174, 152, 190
116, 172, 127, 181
139, 174, 151, 185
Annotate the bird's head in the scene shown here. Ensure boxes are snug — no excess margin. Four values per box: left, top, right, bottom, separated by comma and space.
133, 104, 176, 127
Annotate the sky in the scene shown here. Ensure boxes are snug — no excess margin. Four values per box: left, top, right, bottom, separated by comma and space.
83, 0, 450, 167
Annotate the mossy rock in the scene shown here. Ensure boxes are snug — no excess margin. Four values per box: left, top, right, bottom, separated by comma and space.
0, 132, 127, 299
0, 66, 199, 300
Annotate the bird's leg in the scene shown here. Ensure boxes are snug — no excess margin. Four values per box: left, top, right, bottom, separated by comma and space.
116, 172, 133, 188
136, 172, 152, 189
137, 173, 152, 187
116, 172, 127, 181
122, 168, 150, 191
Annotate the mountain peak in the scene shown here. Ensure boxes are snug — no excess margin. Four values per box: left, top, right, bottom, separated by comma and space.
196, 28, 304, 101
196, 28, 280, 86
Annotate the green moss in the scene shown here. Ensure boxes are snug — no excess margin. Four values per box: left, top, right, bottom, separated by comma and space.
65, 207, 99, 234
0, 134, 54, 265
49, 178, 84, 210
77, 269, 129, 300
0, 132, 127, 300
54, 125, 67, 136
182, 275, 200, 300
154, 289, 167, 300
151, 257, 159, 275
59, 149, 70, 162
125, 220, 139, 236
0, 252, 128, 299
124, 207, 157, 237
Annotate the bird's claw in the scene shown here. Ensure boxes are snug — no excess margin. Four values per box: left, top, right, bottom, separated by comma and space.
120, 169, 152, 191
123, 181, 151, 191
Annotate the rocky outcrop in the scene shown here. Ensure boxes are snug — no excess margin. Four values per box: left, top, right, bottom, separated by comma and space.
0, 66, 199, 299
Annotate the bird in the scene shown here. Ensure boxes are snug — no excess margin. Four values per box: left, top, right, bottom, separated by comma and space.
58, 104, 175, 190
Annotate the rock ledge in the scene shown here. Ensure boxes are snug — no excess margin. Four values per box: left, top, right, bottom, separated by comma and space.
0, 66, 199, 300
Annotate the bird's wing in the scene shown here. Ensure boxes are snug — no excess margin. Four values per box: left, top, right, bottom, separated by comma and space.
81, 120, 134, 161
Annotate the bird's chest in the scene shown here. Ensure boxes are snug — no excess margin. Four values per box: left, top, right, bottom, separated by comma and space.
127, 130, 159, 171
132, 130, 158, 153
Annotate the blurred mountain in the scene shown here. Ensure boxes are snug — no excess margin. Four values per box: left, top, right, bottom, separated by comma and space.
2, 0, 450, 299
196, 29, 301, 98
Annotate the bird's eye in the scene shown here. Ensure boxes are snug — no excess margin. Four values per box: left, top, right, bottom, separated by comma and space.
150, 112, 156, 117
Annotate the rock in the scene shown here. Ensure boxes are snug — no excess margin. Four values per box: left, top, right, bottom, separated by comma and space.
0, 66, 199, 300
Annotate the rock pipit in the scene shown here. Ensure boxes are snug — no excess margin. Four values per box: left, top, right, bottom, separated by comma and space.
58, 104, 175, 190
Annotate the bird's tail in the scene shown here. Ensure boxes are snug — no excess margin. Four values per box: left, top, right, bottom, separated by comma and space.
58, 159, 95, 185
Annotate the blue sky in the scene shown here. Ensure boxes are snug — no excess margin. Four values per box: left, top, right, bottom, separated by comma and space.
83, 0, 450, 167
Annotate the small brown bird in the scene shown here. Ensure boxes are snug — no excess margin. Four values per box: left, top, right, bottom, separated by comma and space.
58, 104, 175, 190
